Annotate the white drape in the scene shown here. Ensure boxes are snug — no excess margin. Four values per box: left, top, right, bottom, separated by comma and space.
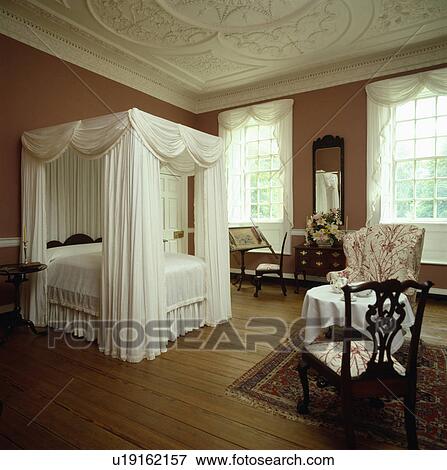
46, 147, 103, 242
366, 67, 447, 225
218, 99, 294, 227
21, 108, 231, 361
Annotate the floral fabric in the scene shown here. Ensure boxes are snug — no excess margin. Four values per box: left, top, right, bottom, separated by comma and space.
327, 224, 424, 304
307, 340, 406, 377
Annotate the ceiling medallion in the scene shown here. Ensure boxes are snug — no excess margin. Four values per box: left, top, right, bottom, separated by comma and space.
157, 0, 314, 31
88, 0, 213, 47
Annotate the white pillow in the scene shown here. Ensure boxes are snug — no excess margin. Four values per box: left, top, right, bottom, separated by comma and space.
46, 243, 102, 264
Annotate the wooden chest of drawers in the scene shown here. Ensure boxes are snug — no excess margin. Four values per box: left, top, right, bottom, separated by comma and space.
294, 244, 345, 292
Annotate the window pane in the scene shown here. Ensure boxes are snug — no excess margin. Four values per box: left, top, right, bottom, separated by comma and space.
396, 101, 415, 121
396, 200, 413, 218
415, 179, 434, 198
415, 199, 434, 218
250, 174, 258, 188
437, 180, 447, 198
271, 187, 282, 203
246, 126, 258, 141
247, 141, 259, 156
396, 120, 415, 139
270, 172, 281, 187
415, 117, 436, 138
415, 159, 435, 179
259, 140, 270, 155
395, 161, 413, 180
437, 116, 447, 136
437, 158, 447, 177
415, 138, 435, 157
437, 199, 447, 218
271, 140, 279, 154
259, 188, 270, 203
250, 190, 258, 203
438, 96, 447, 116
396, 140, 414, 159
271, 157, 280, 170
396, 180, 414, 199
436, 136, 447, 156
259, 205, 270, 218
416, 97, 436, 118
258, 172, 271, 187
247, 157, 258, 171
259, 157, 270, 170
259, 125, 273, 139
250, 205, 258, 218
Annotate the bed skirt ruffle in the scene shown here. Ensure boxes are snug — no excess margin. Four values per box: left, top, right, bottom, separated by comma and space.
47, 300, 206, 361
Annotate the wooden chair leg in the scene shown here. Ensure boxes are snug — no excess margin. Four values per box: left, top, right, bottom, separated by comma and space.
297, 357, 310, 414
404, 389, 419, 449
341, 390, 356, 449
254, 275, 261, 297
280, 274, 287, 296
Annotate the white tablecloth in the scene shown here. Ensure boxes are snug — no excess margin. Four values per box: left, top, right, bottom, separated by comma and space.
301, 285, 414, 353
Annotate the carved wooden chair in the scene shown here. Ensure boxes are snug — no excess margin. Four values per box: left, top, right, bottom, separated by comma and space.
254, 232, 288, 297
297, 279, 433, 449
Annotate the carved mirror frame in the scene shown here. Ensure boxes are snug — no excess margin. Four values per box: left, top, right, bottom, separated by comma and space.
312, 134, 345, 223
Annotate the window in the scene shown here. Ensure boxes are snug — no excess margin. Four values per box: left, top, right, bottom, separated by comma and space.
392, 91, 447, 221
227, 119, 283, 223
219, 99, 293, 253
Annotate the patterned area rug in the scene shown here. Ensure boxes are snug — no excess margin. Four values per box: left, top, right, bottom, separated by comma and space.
226, 336, 447, 449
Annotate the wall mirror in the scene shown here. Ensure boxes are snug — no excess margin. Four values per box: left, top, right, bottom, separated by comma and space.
312, 135, 344, 223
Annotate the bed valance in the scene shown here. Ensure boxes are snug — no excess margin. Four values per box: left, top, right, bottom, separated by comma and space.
22, 108, 223, 174
21, 108, 231, 362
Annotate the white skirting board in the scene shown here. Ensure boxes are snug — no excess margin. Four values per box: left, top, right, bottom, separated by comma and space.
230, 268, 447, 296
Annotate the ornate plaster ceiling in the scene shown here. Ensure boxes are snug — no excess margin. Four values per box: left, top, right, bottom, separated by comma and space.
1, 0, 447, 112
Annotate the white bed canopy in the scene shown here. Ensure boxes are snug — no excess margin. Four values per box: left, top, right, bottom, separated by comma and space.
21, 108, 231, 362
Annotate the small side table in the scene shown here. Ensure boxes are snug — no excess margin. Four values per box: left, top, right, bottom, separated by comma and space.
0, 262, 47, 343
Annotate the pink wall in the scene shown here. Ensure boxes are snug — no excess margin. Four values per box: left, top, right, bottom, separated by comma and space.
195, 67, 447, 289
0, 34, 196, 304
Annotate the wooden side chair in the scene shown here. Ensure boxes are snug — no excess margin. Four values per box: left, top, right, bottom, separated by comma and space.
297, 279, 433, 449
254, 232, 288, 297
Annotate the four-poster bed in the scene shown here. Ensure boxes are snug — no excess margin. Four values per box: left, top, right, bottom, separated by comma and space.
21, 108, 231, 362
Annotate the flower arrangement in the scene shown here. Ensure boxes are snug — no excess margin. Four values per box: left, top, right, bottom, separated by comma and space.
305, 209, 343, 246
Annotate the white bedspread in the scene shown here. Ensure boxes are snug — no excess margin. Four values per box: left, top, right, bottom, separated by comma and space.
47, 244, 206, 316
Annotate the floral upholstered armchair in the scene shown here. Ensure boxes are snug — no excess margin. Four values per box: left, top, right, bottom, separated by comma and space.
327, 224, 425, 305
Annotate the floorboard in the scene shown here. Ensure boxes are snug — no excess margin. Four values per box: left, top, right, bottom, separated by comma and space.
0, 283, 445, 450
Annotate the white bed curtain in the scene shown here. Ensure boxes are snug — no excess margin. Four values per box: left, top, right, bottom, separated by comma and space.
21, 109, 231, 362
366, 68, 447, 225
46, 147, 103, 242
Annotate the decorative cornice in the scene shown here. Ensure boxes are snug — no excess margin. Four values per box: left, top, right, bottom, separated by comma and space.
0, 3, 197, 112
196, 38, 447, 113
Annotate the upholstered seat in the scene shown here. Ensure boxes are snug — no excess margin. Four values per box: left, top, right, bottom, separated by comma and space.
256, 263, 280, 271
327, 224, 425, 306
254, 233, 288, 297
307, 340, 406, 378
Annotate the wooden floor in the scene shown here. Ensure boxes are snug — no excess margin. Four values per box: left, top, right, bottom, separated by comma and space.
0, 282, 446, 450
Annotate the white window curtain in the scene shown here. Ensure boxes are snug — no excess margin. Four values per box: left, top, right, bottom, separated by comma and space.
366, 68, 447, 225
21, 109, 231, 362
366, 67, 447, 265
218, 99, 293, 252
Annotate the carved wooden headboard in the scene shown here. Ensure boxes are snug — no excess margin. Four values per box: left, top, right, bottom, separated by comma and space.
47, 233, 102, 249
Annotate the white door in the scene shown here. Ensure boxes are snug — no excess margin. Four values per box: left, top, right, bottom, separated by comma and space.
160, 173, 187, 253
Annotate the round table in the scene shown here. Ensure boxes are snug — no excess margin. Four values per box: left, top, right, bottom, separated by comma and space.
0, 262, 47, 342
300, 284, 414, 353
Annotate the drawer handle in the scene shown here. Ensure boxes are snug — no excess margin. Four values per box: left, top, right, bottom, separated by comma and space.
315, 261, 323, 267
301, 260, 307, 265
332, 252, 341, 258
316, 250, 323, 256
333, 262, 340, 268
300, 250, 308, 255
